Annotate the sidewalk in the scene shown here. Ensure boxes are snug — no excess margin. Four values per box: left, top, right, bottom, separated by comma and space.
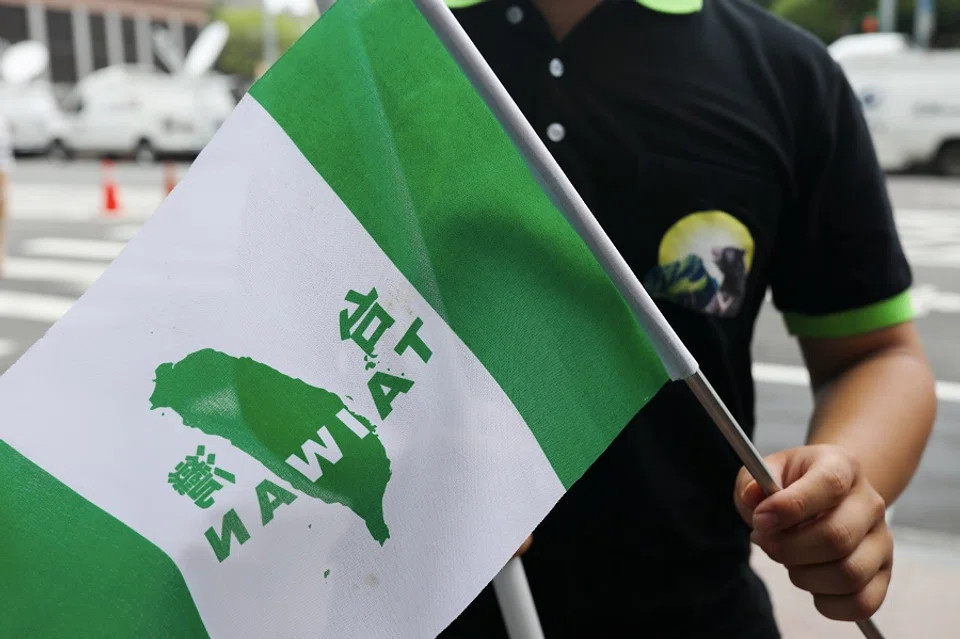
753, 526, 960, 638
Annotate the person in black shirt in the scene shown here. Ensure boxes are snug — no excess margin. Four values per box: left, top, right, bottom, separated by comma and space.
438, 0, 937, 637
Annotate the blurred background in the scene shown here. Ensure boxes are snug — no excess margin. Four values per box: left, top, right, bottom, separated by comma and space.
1, 0, 959, 636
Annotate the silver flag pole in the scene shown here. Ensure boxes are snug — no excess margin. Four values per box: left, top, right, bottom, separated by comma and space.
407, 0, 887, 637
492, 557, 546, 639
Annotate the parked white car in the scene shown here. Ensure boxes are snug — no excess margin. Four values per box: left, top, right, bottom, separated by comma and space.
56, 65, 235, 162
0, 81, 66, 155
53, 21, 235, 163
0, 40, 66, 156
831, 33, 960, 175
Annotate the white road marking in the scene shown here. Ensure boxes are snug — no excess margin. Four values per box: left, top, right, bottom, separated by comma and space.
21, 238, 126, 261
753, 362, 960, 403
764, 283, 960, 316
2, 258, 107, 288
0, 338, 15, 358
752, 362, 810, 387
896, 208, 960, 269
912, 284, 960, 317
106, 224, 143, 241
0, 290, 75, 323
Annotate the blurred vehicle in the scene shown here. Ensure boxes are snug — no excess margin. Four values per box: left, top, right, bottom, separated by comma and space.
0, 40, 67, 156
55, 22, 235, 163
831, 33, 960, 176
829, 32, 911, 61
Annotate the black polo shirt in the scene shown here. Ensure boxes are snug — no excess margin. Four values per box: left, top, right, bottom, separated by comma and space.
439, 0, 914, 637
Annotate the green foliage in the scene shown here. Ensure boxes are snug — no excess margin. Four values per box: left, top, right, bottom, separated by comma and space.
212, 8, 308, 79
768, 0, 960, 44
769, 0, 875, 42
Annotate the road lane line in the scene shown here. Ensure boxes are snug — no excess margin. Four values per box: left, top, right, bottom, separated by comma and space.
2, 258, 107, 288
21, 238, 126, 261
0, 291, 75, 323
752, 362, 809, 387
753, 362, 960, 403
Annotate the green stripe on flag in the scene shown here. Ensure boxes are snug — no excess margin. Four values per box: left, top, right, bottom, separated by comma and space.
0, 442, 209, 637
249, 0, 667, 488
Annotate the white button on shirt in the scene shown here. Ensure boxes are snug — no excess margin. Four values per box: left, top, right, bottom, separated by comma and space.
549, 58, 564, 78
546, 123, 566, 143
505, 5, 524, 24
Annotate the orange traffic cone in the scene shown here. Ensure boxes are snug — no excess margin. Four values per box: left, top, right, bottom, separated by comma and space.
102, 159, 121, 216
163, 161, 177, 196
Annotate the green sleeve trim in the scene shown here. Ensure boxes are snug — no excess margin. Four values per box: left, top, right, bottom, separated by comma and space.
443, 0, 487, 7
783, 290, 915, 338
637, 0, 703, 13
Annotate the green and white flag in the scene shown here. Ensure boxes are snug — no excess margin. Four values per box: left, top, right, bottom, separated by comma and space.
0, 0, 670, 635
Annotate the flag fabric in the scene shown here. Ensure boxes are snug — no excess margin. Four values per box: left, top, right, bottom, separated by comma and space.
0, 0, 669, 635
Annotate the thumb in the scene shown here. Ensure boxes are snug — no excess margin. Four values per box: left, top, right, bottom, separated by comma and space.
734, 471, 765, 525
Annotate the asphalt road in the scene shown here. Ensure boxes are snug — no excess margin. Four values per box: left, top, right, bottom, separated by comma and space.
2, 159, 959, 538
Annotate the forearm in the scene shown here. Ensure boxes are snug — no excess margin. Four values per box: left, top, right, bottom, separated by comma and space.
805, 345, 936, 503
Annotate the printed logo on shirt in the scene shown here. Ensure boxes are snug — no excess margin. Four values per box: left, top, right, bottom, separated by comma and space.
642, 210, 754, 318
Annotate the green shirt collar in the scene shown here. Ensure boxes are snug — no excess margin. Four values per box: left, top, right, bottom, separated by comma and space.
639, 0, 702, 13
445, 0, 703, 13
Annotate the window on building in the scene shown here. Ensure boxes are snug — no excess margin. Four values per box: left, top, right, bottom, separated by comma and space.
90, 13, 109, 70
47, 9, 76, 84
0, 5, 28, 46
121, 17, 137, 64
184, 23, 200, 53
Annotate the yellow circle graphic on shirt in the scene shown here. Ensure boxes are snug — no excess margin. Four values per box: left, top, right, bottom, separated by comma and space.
659, 210, 754, 271
643, 210, 755, 319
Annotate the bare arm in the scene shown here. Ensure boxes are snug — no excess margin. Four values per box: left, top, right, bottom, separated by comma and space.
800, 321, 936, 503
736, 321, 936, 621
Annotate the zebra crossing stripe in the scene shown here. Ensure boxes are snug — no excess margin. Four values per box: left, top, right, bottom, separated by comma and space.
21, 238, 127, 261
753, 362, 960, 404
2, 258, 107, 288
0, 291, 74, 323
106, 225, 144, 242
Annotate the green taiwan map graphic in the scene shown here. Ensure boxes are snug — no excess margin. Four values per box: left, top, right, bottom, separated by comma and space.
149, 348, 392, 544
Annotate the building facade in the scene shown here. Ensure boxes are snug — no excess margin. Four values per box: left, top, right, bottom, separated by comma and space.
0, 0, 211, 85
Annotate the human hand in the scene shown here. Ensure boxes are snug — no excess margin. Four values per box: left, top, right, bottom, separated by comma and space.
734, 445, 892, 621
513, 535, 533, 558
